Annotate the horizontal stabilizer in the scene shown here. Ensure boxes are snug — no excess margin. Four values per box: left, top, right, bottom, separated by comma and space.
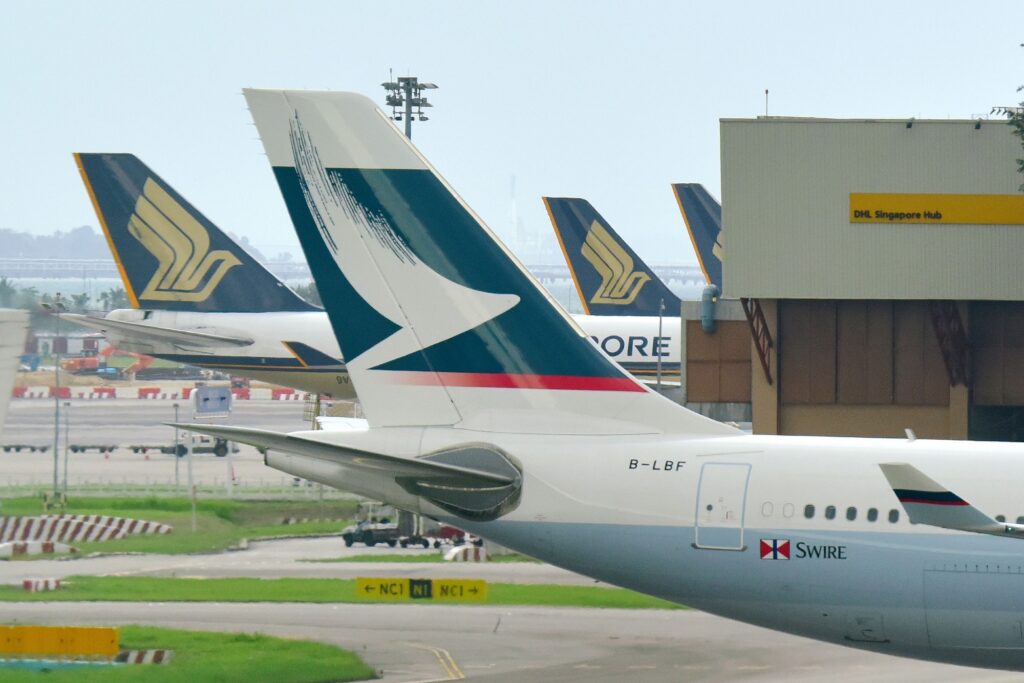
65, 314, 253, 348
171, 423, 522, 520
879, 463, 1024, 538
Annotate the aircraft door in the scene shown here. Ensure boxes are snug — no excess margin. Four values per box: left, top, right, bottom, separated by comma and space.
694, 462, 750, 551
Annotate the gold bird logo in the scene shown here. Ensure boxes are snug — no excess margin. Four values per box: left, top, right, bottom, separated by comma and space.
128, 179, 241, 302
581, 220, 650, 305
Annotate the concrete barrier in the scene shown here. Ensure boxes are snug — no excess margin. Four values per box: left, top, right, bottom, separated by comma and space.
0, 625, 119, 658
444, 545, 488, 562
116, 649, 172, 664
0, 515, 171, 544
0, 542, 76, 559
21, 578, 61, 591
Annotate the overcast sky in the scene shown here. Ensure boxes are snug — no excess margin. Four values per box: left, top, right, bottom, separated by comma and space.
1, 1, 1021, 264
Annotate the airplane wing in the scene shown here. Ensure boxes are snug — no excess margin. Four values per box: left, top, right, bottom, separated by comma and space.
65, 314, 253, 348
170, 423, 521, 520
879, 463, 1024, 538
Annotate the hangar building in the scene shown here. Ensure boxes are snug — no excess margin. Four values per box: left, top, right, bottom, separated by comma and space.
719, 117, 1024, 440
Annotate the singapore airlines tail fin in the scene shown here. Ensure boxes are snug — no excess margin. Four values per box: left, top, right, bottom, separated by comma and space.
880, 463, 1024, 538
672, 183, 722, 290
245, 89, 736, 436
542, 197, 681, 316
74, 153, 317, 313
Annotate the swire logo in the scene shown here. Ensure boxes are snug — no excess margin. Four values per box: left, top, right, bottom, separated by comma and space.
582, 220, 650, 305
760, 538, 790, 560
128, 179, 241, 302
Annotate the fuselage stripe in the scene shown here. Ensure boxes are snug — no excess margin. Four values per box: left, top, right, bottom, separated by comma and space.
893, 489, 968, 506
383, 371, 647, 392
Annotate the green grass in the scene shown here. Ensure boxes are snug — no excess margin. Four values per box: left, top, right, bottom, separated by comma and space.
0, 496, 357, 556
0, 576, 681, 610
312, 552, 539, 564
0, 625, 375, 682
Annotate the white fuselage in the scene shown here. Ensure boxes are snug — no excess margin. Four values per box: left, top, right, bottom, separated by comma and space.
267, 424, 1024, 671
99, 309, 681, 396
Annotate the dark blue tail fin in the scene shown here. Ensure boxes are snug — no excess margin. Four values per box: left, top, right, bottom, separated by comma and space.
74, 153, 316, 312
542, 197, 681, 316
672, 183, 722, 290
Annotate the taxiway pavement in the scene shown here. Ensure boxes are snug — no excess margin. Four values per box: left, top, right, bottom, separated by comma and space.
4, 601, 1013, 682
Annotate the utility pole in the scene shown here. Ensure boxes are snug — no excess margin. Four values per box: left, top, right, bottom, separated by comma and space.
381, 74, 438, 140
41, 293, 66, 497
62, 400, 70, 493
173, 403, 180, 490
656, 298, 665, 392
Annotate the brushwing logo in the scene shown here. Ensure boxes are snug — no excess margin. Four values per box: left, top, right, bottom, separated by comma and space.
288, 112, 519, 369
581, 221, 650, 305
127, 179, 241, 302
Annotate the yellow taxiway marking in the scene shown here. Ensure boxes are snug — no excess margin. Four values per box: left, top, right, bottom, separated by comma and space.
410, 643, 465, 680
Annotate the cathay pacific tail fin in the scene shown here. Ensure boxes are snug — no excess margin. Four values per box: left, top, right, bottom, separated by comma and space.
245, 90, 736, 436
672, 183, 722, 290
543, 197, 681, 316
74, 153, 317, 313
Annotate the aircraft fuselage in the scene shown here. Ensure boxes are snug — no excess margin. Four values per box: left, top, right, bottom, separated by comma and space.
272, 426, 1024, 670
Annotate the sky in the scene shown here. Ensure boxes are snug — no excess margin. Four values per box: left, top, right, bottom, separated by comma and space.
1, 1, 1022, 266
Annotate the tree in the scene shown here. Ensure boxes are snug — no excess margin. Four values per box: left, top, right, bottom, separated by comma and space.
1013, 101, 1024, 191
292, 281, 322, 307
98, 287, 129, 311
70, 293, 91, 312
1011, 43, 1024, 191
15, 286, 39, 310
0, 277, 15, 308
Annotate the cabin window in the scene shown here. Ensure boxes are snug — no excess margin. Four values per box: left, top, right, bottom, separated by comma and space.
888, 509, 899, 523
825, 505, 836, 520
782, 503, 794, 518
1017, 516, 1024, 525
804, 504, 815, 519
996, 515, 1006, 523
761, 502, 774, 517
867, 508, 878, 522
846, 506, 856, 521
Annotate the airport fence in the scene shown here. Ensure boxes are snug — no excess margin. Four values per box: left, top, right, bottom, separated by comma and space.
0, 476, 361, 501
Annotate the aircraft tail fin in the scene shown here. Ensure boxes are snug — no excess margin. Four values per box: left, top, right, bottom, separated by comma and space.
879, 463, 1024, 538
542, 197, 681, 316
74, 153, 317, 313
245, 89, 736, 436
672, 183, 722, 290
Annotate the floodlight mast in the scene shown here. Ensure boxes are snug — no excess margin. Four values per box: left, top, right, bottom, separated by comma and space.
381, 74, 437, 139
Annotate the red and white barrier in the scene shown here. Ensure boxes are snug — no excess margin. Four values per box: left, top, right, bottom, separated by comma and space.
0, 542, 75, 559
21, 577, 62, 592
11, 385, 312, 400
0, 515, 172, 544
116, 649, 172, 664
2, 541, 75, 557
41, 515, 172, 537
275, 393, 305, 400
444, 546, 488, 562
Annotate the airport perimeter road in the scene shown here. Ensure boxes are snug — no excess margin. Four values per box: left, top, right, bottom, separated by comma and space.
1, 398, 309, 488
3, 397, 307, 444
0, 536, 594, 585
5, 602, 1013, 682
